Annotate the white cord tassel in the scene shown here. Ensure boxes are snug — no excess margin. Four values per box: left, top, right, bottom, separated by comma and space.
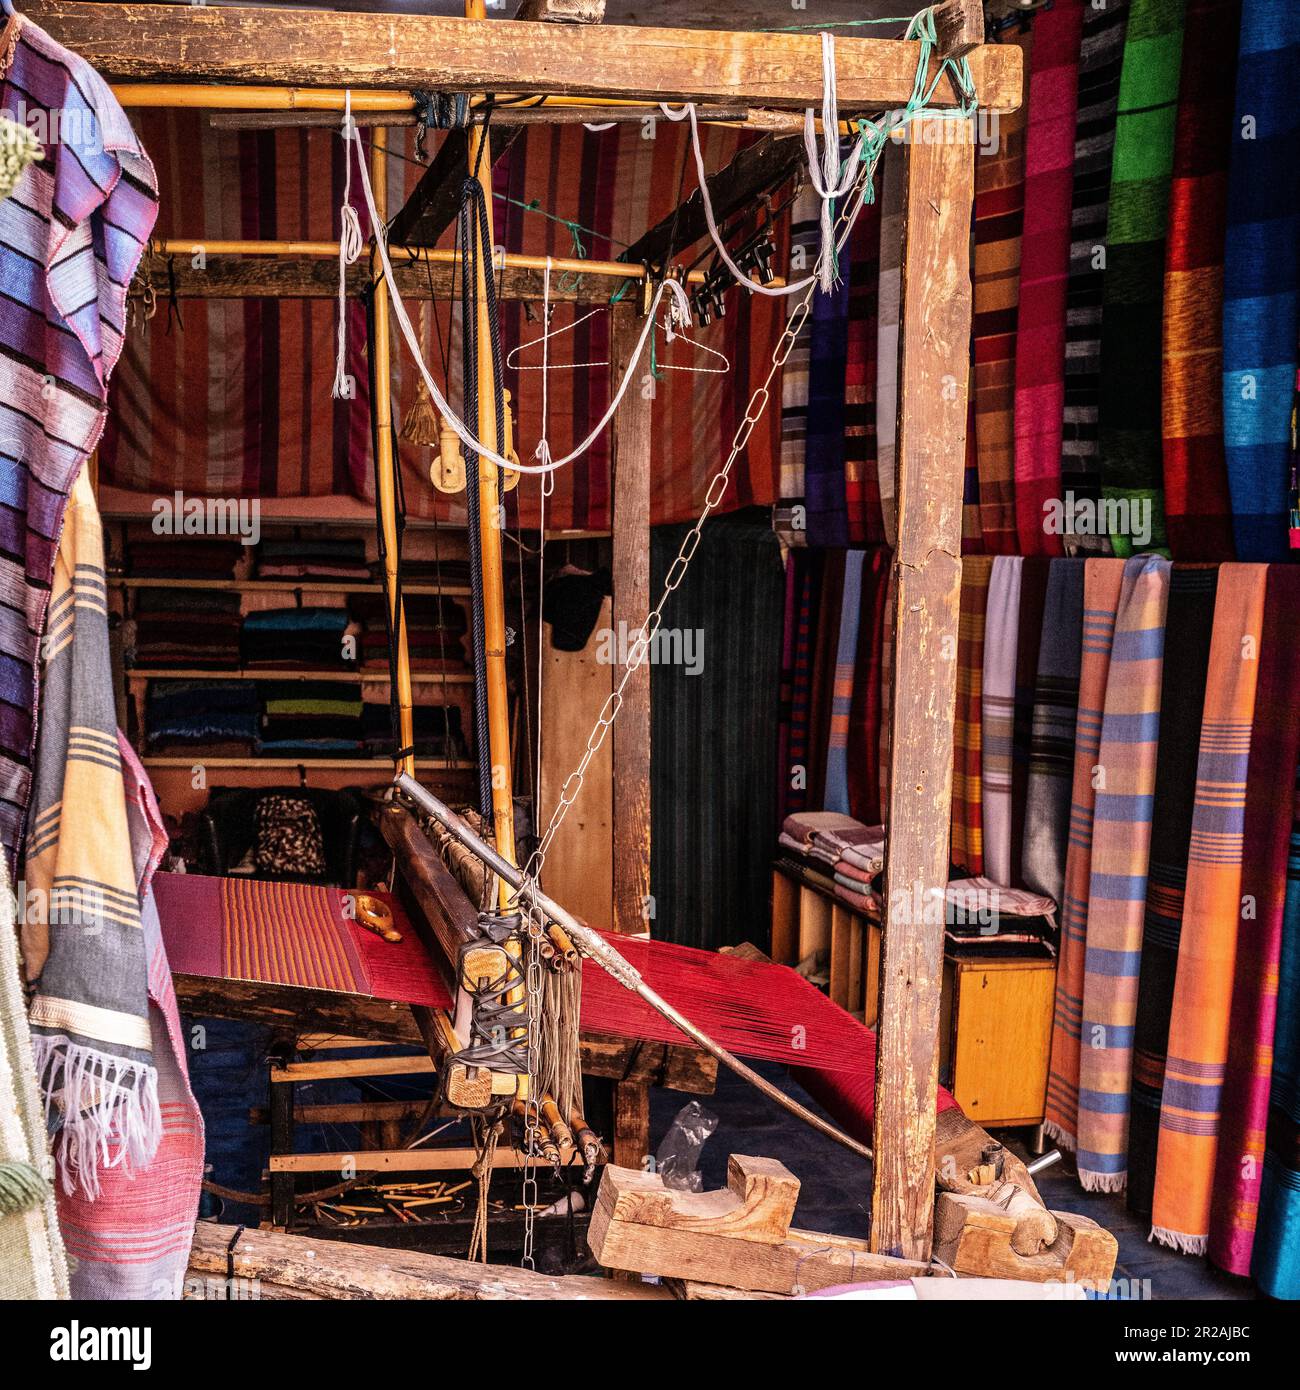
804, 32, 854, 294
332, 91, 365, 400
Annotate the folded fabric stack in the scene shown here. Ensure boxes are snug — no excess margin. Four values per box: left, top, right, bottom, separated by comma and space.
130, 589, 243, 669
127, 538, 243, 580
350, 592, 469, 673
360, 701, 467, 759
257, 680, 364, 756
372, 557, 472, 588
944, 876, 1057, 953
145, 680, 259, 753
241, 607, 354, 669
255, 537, 370, 582
779, 812, 887, 916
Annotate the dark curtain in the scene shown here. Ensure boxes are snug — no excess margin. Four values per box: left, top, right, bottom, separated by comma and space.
650, 509, 784, 949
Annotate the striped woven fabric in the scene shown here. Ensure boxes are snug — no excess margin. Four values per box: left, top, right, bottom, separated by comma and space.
783, 550, 824, 816
875, 144, 903, 547
103, 116, 785, 531
1252, 759, 1300, 1298
844, 193, 884, 545
972, 26, 1034, 555
846, 546, 890, 826
806, 549, 846, 809
1021, 558, 1085, 910
774, 554, 799, 824
805, 223, 852, 547
1127, 563, 1218, 1219
823, 550, 864, 814
1161, 0, 1241, 561
878, 561, 898, 815
1045, 558, 1126, 1149
1010, 557, 1051, 887
951, 556, 993, 876
1013, 0, 1084, 556
981, 557, 1023, 887
1076, 554, 1171, 1191
1209, 565, 1300, 1273
962, 389, 984, 553
1222, 0, 1300, 561
777, 189, 820, 538
1097, 0, 1186, 556
1152, 564, 1267, 1253
0, 15, 158, 870
1060, 0, 1130, 540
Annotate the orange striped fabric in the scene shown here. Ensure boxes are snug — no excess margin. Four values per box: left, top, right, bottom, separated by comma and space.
1151, 563, 1268, 1254
950, 556, 994, 874
220, 876, 364, 995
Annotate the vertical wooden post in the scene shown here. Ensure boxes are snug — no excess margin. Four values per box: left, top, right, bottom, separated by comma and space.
610, 304, 652, 935
870, 126, 975, 1262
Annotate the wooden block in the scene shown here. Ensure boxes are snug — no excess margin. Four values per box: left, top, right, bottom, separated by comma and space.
932, 1194, 1118, 1289
770, 868, 799, 965
797, 884, 831, 962
933, 0, 984, 60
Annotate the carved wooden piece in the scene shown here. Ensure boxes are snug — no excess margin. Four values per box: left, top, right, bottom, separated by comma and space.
932, 1196, 1118, 1288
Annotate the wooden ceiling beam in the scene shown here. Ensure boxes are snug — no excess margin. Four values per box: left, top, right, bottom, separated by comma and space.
24, 3, 1023, 112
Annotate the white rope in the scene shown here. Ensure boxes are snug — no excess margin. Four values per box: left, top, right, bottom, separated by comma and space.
534, 258, 554, 832
804, 32, 859, 293
332, 91, 365, 400
344, 108, 692, 476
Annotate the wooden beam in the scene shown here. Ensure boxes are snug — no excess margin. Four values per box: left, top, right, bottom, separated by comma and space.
388, 127, 520, 249
619, 132, 801, 271
609, 305, 651, 936
933, 0, 985, 60
871, 122, 975, 1264
25, 4, 1024, 111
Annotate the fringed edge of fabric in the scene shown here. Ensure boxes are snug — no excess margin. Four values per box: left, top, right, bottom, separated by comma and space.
0, 1160, 52, 1216
1149, 1225, 1209, 1257
31, 1035, 161, 1199
1078, 1167, 1127, 1194
1042, 1118, 1077, 1153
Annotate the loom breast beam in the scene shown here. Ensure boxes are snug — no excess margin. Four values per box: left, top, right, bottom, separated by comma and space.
393, 774, 873, 1163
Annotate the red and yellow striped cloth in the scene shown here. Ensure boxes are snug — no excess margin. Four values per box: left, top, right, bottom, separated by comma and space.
951, 556, 994, 874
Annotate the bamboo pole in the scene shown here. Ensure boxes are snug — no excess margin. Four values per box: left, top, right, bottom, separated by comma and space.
369, 129, 416, 778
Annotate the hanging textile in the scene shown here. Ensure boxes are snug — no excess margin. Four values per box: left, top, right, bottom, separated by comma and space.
1013, 0, 1084, 556
844, 195, 884, 545
1160, 0, 1241, 561
961, 388, 984, 554
1097, 0, 1186, 556
950, 556, 994, 876
650, 513, 784, 950
806, 549, 846, 809
804, 225, 852, 548
972, 25, 1034, 555
0, 857, 69, 1300
0, 14, 158, 870
1075, 554, 1171, 1191
980, 557, 1023, 887
1252, 761, 1300, 1298
781, 548, 824, 817
1060, 0, 1130, 542
878, 562, 899, 816
1010, 557, 1051, 888
55, 737, 204, 1299
1127, 563, 1218, 1219
846, 547, 891, 827
1208, 565, 1300, 1273
1021, 558, 1085, 910
1151, 563, 1267, 1253
823, 550, 865, 814
1221, 0, 1300, 561
776, 188, 820, 541
775, 553, 800, 824
1044, 558, 1126, 1150
875, 143, 903, 547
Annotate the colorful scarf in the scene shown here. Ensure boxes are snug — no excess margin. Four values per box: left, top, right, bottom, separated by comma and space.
1152, 564, 1267, 1253
777, 189, 820, 536
845, 194, 884, 545
783, 550, 824, 815
805, 212, 852, 548
1208, 565, 1300, 1273
846, 546, 890, 826
1013, 0, 1084, 555
878, 562, 898, 816
1021, 558, 1085, 911
1045, 558, 1126, 1149
1252, 760, 1300, 1298
980, 557, 1023, 886
823, 549, 865, 813
875, 144, 903, 547
972, 26, 1034, 555
0, 15, 158, 870
951, 556, 993, 875
1076, 554, 1171, 1191
1010, 558, 1051, 888
806, 549, 846, 808
1060, 0, 1130, 542
1127, 563, 1219, 1219
1222, 0, 1300, 560
1097, 0, 1186, 556
775, 553, 799, 822
1160, 0, 1241, 561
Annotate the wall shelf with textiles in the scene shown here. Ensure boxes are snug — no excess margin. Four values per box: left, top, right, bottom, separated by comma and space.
110, 577, 472, 598
123, 669, 475, 684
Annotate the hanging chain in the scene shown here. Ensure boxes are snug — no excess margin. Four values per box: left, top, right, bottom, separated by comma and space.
520, 914, 546, 1268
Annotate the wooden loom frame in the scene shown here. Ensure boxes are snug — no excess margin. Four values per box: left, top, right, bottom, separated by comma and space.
26, 0, 1021, 1265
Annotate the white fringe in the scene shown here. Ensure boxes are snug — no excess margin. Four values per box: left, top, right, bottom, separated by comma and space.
1041, 1119, 1077, 1153
1079, 1168, 1127, 1194
31, 1035, 162, 1200
1149, 1225, 1208, 1257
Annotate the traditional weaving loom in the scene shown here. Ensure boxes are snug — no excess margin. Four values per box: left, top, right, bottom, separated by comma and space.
26, 0, 1121, 1293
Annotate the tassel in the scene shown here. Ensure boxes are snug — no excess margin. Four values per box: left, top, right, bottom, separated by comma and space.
401, 376, 441, 447
0, 1161, 51, 1216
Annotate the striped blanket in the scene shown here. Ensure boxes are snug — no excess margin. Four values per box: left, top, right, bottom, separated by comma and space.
1152, 564, 1267, 1253
0, 13, 157, 871
823, 549, 864, 813
951, 556, 993, 875
1075, 554, 1170, 1191
981, 557, 1023, 886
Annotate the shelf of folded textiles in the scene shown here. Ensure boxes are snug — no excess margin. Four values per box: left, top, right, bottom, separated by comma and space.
139, 756, 474, 770
109, 576, 471, 597
123, 668, 474, 683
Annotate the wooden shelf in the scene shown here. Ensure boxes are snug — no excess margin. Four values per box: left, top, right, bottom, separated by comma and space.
124, 668, 473, 683
141, 756, 472, 771
110, 576, 469, 597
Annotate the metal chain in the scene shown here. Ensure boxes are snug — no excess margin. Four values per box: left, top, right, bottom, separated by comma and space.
520, 916, 545, 1268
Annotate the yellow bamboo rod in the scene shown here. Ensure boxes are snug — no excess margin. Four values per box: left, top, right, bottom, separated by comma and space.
369, 130, 416, 779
